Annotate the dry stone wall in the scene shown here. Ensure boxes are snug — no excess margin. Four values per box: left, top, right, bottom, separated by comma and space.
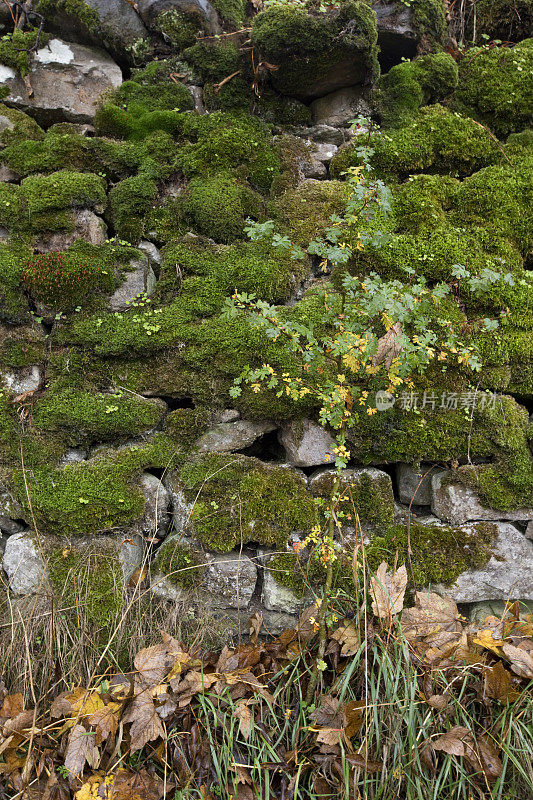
0, 1, 531, 636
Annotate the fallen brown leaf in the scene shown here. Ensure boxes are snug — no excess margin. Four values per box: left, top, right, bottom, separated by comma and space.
371, 562, 407, 619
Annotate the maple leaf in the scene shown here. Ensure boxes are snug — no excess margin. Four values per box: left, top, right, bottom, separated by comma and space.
330, 621, 359, 656
483, 661, 519, 702
432, 726, 502, 781
87, 704, 120, 745
401, 592, 461, 640
234, 701, 253, 740
502, 642, 533, 679
123, 691, 164, 753
134, 632, 184, 685
370, 562, 407, 619
64, 724, 98, 778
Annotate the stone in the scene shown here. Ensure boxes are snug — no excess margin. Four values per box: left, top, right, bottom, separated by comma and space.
260, 550, 304, 614
36, 0, 151, 65
218, 409, 240, 423
434, 523, 533, 602
137, 0, 222, 36
59, 448, 88, 466
205, 552, 257, 609
0, 164, 18, 182
467, 599, 533, 623
431, 472, 533, 525
34, 210, 107, 252
196, 419, 276, 453
310, 87, 372, 128
279, 419, 335, 467
108, 255, 156, 311
131, 472, 171, 539
189, 85, 205, 115
138, 240, 162, 268
371, 1, 418, 70
526, 521, 533, 540
291, 124, 351, 147
164, 473, 194, 534
1, 38, 122, 125
396, 463, 441, 506
0, 486, 24, 528
2, 531, 45, 594
1, 365, 41, 395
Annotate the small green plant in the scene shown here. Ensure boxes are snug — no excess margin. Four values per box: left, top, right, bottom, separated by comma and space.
226, 119, 502, 701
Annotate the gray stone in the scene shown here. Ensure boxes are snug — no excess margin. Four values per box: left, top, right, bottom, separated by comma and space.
218, 409, 240, 423
1, 365, 41, 395
309, 466, 395, 525
34, 210, 107, 252
431, 471, 533, 525
164, 473, 194, 534
260, 550, 303, 614
310, 87, 371, 128
36, 1, 151, 64
467, 599, 533, 623
0, 487, 23, 527
59, 448, 88, 466
189, 85, 205, 114
196, 419, 276, 453
2, 532, 46, 595
138, 0, 221, 35
138, 240, 162, 267
108, 255, 156, 311
1, 38, 122, 125
396, 463, 441, 506
0, 164, 18, 182
291, 124, 350, 147
205, 553, 257, 609
279, 419, 335, 467
370, 1, 418, 70
131, 472, 171, 539
434, 523, 533, 602
526, 521, 533, 540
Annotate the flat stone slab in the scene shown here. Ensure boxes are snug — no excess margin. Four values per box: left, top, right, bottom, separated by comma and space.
431, 471, 533, 524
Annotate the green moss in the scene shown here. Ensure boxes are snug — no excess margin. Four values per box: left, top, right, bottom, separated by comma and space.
176, 111, 280, 192
183, 171, 261, 243
175, 453, 318, 551
0, 241, 33, 322
47, 540, 124, 636
310, 468, 394, 525
345, 394, 533, 510
375, 52, 458, 128
0, 28, 50, 77
331, 105, 502, 180
21, 249, 117, 310
32, 389, 164, 444
153, 9, 201, 50
152, 539, 206, 590
271, 179, 351, 246
183, 41, 242, 83
211, 0, 245, 27
113, 78, 194, 116
251, 1, 379, 99
255, 91, 312, 127
108, 175, 157, 243
163, 407, 210, 449
21, 170, 106, 215
409, 0, 447, 41
35, 0, 99, 32
366, 520, 496, 587
453, 40, 533, 137
0, 104, 45, 147
159, 238, 309, 305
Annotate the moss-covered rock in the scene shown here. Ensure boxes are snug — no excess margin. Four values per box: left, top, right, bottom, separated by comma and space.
167, 453, 318, 552
152, 538, 206, 591
176, 111, 281, 192
183, 171, 261, 243
375, 52, 458, 128
271, 179, 351, 247
108, 174, 158, 243
251, 1, 379, 100
309, 467, 395, 525
453, 39, 533, 137
0, 104, 45, 147
32, 389, 165, 444
330, 105, 502, 180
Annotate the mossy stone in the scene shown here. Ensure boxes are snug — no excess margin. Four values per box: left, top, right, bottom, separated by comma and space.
183, 171, 261, 243
152, 538, 206, 590
309, 467, 395, 525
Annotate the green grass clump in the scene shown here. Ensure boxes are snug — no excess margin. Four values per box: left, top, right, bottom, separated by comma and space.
453, 39, 533, 137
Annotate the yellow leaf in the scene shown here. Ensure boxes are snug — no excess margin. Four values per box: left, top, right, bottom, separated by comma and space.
473, 628, 506, 656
